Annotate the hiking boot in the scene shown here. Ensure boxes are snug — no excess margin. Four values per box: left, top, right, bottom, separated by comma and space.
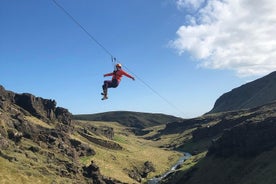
101, 96, 108, 100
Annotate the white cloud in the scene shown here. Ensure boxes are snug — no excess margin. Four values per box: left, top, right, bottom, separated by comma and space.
170, 0, 276, 77
176, 0, 205, 11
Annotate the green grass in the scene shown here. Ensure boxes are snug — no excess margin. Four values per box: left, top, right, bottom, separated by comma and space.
0, 118, 209, 184
113, 134, 128, 144
24, 116, 54, 129
0, 158, 51, 184
0, 136, 86, 184
179, 137, 214, 154
174, 147, 276, 184
161, 152, 207, 184
74, 121, 183, 183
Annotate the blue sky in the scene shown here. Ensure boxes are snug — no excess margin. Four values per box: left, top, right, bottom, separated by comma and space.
1, 0, 275, 118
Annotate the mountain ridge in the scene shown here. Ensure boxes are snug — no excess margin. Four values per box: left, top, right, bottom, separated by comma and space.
158, 72, 276, 184
74, 111, 183, 129
208, 71, 276, 114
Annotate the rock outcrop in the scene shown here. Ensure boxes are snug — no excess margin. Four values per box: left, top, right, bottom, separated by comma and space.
208, 116, 276, 157
78, 131, 123, 150
125, 161, 155, 182
0, 85, 121, 184
203, 101, 276, 157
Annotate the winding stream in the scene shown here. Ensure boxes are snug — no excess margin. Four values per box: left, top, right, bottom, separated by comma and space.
147, 152, 192, 184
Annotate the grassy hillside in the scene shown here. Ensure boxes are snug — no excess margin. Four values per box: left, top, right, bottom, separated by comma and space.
0, 84, 190, 184
0, 138, 79, 184
173, 148, 276, 184
74, 111, 183, 129
73, 120, 182, 183
0, 118, 183, 184
161, 102, 276, 184
208, 71, 276, 113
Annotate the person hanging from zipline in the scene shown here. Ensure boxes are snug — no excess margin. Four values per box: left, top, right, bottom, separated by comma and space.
101, 63, 135, 100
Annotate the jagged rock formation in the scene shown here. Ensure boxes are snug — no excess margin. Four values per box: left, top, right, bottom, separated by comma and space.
208, 71, 276, 114
0, 85, 121, 184
192, 102, 276, 156
209, 117, 276, 157
207, 102, 276, 157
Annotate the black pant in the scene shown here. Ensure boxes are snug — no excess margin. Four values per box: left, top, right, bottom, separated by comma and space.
102, 79, 119, 94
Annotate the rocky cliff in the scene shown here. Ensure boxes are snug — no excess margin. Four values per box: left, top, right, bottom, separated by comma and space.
207, 102, 276, 157
0, 85, 122, 184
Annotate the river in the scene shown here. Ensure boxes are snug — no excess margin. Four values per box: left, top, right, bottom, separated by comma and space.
147, 152, 192, 184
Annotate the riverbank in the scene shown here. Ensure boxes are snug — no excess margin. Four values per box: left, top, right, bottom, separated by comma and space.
147, 152, 192, 184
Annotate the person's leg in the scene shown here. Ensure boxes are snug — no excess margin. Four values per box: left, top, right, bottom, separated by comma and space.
102, 80, 111, 97
101, 79, 119, 100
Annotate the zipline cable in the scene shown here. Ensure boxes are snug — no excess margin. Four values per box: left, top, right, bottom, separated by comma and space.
52, 0, 114, 58
123, 64, 185, 114
51, 0, 185, 116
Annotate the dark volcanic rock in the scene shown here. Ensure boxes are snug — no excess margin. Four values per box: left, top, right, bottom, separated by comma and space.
142, 161, 155, 177
86, 126, 114, 140
14, 93, 57, 122
208, 116, 276, 157
192, 111, 256, 141
0, 85, 15, 101
83, 161, 122, 184
69, 138, 95, 157
125, 161, 155, 182
55, 107, 72, 125
5, 89, 73, 126
7, 129, 23, 143
79, 131, 123, 150
0, 85, 119, 183
126, 168, 142, 182
162, 118, 213, 135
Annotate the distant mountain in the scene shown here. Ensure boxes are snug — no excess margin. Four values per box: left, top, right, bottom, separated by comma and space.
74, 111, 183, 129
208, 71, 276, 114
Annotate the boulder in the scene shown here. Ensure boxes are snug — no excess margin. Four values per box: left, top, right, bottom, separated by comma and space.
82, 161, 106, 184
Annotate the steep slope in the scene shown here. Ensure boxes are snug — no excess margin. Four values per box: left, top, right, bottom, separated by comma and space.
162, 102, 276, 184
208, 71, 276, 113
0, 85, 122, 184
74, 111, 183, 129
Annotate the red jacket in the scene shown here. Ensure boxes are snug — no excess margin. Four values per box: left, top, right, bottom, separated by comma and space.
104, 69, 134, 82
